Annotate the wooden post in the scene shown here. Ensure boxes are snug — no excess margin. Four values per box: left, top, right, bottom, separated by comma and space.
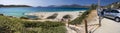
67, 19, 70, 27
99, 0, 102, 27
98, 14, 102, 27
84, 19, 88, 33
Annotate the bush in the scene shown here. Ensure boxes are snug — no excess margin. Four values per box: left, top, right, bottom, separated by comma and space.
0, 16, 24, 33
41, 26, 66, 33
63, 15, 71, 19
0, 15, 66, 33
23, 21, 66, 33
41, 21, 65, 28
47, 13, 58, 19
0, 14, 4, 16
20, 16, 29, 19
23, 21, 65, 28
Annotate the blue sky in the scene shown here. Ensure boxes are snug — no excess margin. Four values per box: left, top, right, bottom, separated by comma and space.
0, 0, 119, 7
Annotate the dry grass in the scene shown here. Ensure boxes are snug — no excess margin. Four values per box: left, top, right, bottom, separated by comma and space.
86, 10, 97, 22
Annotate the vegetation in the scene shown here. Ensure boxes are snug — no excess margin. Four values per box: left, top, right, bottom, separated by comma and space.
59, 4, 90, 8
20, 16, 29, 19
25, 15, 40, 20
47, 13, 58, 19
105, 2, 120, 9
62, 15, 71, 19
0, 14, 4, 16
23, 21, 66, 33
0, 16, 24, 33
0, 15, 66, 33
24, 21, 65, 28
41, 26, 66, 33
69, 4, 98, 25
0, 4, 31, 7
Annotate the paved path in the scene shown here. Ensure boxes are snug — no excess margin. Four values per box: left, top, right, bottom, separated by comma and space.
94, 18, 120, 33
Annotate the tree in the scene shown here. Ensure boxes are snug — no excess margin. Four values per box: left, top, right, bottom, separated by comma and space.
90, 4, 98, 9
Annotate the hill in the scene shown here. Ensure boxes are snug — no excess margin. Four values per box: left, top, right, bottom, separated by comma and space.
105, 1, 120, 8
0, 4, 32, 7
37, 4, 90, 8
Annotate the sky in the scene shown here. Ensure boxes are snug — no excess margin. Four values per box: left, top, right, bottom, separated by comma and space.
0, 0, 120, 7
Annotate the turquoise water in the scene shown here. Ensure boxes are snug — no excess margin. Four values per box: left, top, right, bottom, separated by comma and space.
0, 7, 88, 17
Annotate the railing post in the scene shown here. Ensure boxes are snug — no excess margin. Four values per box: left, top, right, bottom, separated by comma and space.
84, 19, 88, 33
99, 17, 102, 26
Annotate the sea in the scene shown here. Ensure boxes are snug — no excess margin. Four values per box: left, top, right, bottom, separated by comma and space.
0, 7, 88, 18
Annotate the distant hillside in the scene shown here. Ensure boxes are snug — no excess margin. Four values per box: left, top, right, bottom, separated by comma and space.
105, 1, 120, 8
0, 4, 32, 7
38, 4, 90, 8
58, 4, 90, 8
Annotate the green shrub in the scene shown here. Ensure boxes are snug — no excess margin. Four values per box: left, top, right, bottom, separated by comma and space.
0, 15, 66, 33
41, 21, 65, 28
20, 16, 29, 19
23, 21, 65, 28
47, 13, 58, 19
23, 21, 66, 33
0, 16, 24, 33
63, 15, 71, 19
0, 14, 4, 16
41, 26, 66, 33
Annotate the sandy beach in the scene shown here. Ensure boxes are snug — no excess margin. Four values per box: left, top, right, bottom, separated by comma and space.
25, 10, 85, 21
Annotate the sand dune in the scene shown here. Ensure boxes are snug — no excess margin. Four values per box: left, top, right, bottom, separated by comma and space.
25, 10, 85, 21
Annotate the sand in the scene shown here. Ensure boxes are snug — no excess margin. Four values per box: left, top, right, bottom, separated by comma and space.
25, 10, 86, 21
